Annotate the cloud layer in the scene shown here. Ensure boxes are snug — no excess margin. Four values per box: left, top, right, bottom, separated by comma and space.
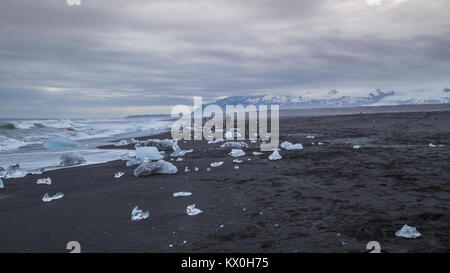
1, 0, 449, 117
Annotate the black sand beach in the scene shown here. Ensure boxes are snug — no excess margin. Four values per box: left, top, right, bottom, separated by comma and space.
1, 110, 449, 253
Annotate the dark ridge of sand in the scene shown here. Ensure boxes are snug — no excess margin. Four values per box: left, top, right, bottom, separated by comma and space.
0, 110, 449, 253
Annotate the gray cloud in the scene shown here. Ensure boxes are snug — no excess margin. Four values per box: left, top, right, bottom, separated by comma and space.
0, 0, 449, 117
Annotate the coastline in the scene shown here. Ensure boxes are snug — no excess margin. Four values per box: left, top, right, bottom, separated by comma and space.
0, 109, 449, 253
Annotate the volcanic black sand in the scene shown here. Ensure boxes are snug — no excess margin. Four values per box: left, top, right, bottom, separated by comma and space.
1, 110, 449, 253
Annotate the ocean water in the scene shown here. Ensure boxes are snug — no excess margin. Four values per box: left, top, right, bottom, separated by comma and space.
0, 117, 172, 172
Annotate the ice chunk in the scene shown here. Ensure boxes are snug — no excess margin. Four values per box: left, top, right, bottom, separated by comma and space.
210, 161, 224, 167
184, 166, 190, 172
269, 151, 282, 160
114, 172, 124, 178
280, 141, 293, 149
233, 159, 243, 163
136, 146, 160, 161
173, 192, 192, 197
170, 143, 193, 157
5, 164, 27, 178
395, 224, 421, 239
429, 143, 436, 148
306, 135, 315, 139
253, 152, 263, 156
131, 206, 149, 221
186, 204, 202, 216
133, 160, 178, 177
206, 167, 211, 172
120, 152, 134, 161
229, 149, 245, 157
0, 167, 5, 178
194, 167, 199, 172
36, 177, 52, 185
126, 157, 143, 167
353, 145, 361, 149
114, 138, 137, 147
176, 158, 183, 161
137, 139, 176, 151
60, 153, 86, 167
42, 192, 64, 202
0, 178, 4, 189
234, 165, 240, 170
220, 142, 248, 148
286, 143, 303, 150
43, 136, 79, 149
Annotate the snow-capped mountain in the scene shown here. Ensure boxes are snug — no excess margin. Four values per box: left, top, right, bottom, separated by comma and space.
203, 89, 449, 110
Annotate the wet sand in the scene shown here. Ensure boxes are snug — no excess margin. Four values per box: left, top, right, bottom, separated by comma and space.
0, 110, 449, 253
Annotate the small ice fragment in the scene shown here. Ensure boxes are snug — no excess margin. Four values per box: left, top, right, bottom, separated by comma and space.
268, 151, 282, 160
186, 204, 203, 216
134, 160, 178, 177
182, 240, 187, 244
208, 139, 224, 144
219, 224, 224, 229
206, 167, 211, 171
184, 166, 190, 172
170, 143, 193, 157
173, 192, 192, 197
131, 206, 149, 221
224, 131, 233, 139
306, 135, 315, 139
60, 153, 86, 167
169, 244, 173, 248
220, 142, 248, 149
229, 149, 246, 157
353, 145, 361, 149
318, 142, 324, 145
114, 172, 124, 178
5, 164, 27, 178
250, 140, 257, 143
429, 143, 436, 148
43, 136, 79, 149
176, 158, 183, 161
285, 143, 303, 150
126, 157, 143, 167
42, 192, 64, 202
280, 141, 293, 149
234, 165, 239, 170
0, 167, 5, 178
253, 152, 263, 156
0, 178, 4, 189
114, 138, 137, 147
210, 161, 224, 167
233, 159, 243, 163
36, 177, 52, 185
194, 167, 199, 172
136, 146, 160, 161
395, 224, 421, 239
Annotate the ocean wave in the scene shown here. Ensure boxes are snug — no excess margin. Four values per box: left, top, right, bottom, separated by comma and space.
0, 123, 17, 130
0, 135, 27, 151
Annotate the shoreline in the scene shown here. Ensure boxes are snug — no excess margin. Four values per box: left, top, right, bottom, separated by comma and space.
0, 110, 449, 252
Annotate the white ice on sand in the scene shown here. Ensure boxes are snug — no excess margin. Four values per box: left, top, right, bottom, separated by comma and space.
252, 152, 263, 156
220, 142, 248, 149
194, 167, 199, 172
0, 167, 5, 178
210, 161, 224, 167
353, 145, 361, 149
429, 143, 436, 148
133, 160, 178, 177
60, 153, 86, 167
269, 151, 282, 160
176, 158, 183, 161
42, 192, 64, 202
4, 164, 27, 178
234, 165, 240, 170
131, 206, 149, 221
208, 139, 224, 144
114, 138, 137, 147
281, 141, 303, 150
186, 204, 203, 216
229, 149, 245, 157
395, 224, 421, 239
173, 192, 192, 197
136, 146, 161, 161
233, 159, 243, 163
0, 179, 4, 189
286, 144, 303, 150
114, 172, 124, 178
170, 143, 193, 157
36, 177, 52, 185
184, 166, 190, 172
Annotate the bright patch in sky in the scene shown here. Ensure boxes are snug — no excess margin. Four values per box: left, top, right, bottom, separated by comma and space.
366, 0, 382, 6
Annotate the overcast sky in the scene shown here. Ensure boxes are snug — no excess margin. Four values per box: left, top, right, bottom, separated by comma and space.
0, 0, 449, 118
